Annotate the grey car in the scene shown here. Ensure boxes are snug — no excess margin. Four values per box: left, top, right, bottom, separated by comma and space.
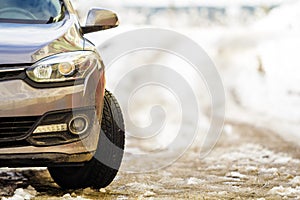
0, 0, 125, 189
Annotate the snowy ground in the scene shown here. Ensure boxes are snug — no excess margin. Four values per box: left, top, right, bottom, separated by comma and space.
1, 123, 300, 199
1, 0, 300, 199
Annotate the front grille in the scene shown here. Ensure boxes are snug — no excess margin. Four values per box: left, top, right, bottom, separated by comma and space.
0, 116, 39, 142
0, 66, 27, 82
0, 70, 25, 81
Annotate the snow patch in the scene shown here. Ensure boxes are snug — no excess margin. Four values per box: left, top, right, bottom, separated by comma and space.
216, 144, 300, 165
99, 188, 106, 193
269, 186, 300, 197
206, 164, 227, 170
126, 182, 161, 190
1, 186, 37, 200
244, 166, 258, 172
186, 177, 205, 185
142, 191, 156, 197
225, 171, 247, 179
290, 176, 300, 186
259, 168, 278, 174
117, 196, 128, 200
254, 1, 300, 30
61, 193, 86, 200
223, 124, 233, 135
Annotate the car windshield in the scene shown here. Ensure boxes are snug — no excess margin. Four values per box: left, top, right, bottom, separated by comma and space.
0, 0, 64, 24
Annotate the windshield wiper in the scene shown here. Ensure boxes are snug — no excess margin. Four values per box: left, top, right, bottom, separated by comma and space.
46, 16, 54, 24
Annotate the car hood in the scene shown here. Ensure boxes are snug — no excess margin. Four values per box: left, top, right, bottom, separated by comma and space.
0, 17, 84, 65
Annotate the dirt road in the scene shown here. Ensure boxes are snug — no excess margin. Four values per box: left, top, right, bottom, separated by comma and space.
1, 122, 299, 199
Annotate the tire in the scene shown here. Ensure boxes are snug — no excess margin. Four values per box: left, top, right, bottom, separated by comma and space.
48, 90, 125, 189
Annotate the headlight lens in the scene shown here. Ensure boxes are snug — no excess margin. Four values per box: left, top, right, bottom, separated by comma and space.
26, 51, 101, 83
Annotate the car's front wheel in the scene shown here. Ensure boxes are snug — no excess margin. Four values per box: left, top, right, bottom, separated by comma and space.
48, 90, 125, 189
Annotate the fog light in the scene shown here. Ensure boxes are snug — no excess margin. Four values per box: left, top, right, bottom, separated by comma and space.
69, 115, 89, 135
33, 124, 67, 134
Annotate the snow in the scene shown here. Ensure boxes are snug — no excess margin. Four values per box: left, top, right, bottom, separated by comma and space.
70, 0, 278, 27
231, 31, 300, 123
259, 167, 278, 174
212, 143, 300, 165
1, 186, 90, 200
186, 177, 205, 185
71, 0, 284, 8
126, 182, 161, 190
78, 0, 300, 153
223, 124, 233, 135
225, 171, 247, 179
254, 0, 300, 30
291, 176, 300, 186
116, 196, 128, 200
61, 194, 86, 200
99, 188, 106, 193
243, 166, 258, 172
1, 186, 37, 200
207, 0, 300, 145
142, 191, 156, 197
269, 186, 300, 197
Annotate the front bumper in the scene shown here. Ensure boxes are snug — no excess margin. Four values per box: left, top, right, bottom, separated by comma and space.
0, 112, 101, 167
0, 144, 95, 167
0, 66, 105, 166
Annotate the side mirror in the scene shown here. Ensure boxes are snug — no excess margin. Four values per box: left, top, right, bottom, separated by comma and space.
81, 8, 119, 34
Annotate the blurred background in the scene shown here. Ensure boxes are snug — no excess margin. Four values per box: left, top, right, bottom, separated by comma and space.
70, 0, 300, 151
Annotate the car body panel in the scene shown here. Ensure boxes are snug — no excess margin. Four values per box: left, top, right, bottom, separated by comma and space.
0, 15, 84, 64
0, 0, 106, 166
0, 80, 84, 117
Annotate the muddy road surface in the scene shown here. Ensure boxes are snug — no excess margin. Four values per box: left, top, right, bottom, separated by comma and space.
1, 122, 300, 199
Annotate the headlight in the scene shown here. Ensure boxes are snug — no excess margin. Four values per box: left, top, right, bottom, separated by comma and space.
26, 51, 101, 83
